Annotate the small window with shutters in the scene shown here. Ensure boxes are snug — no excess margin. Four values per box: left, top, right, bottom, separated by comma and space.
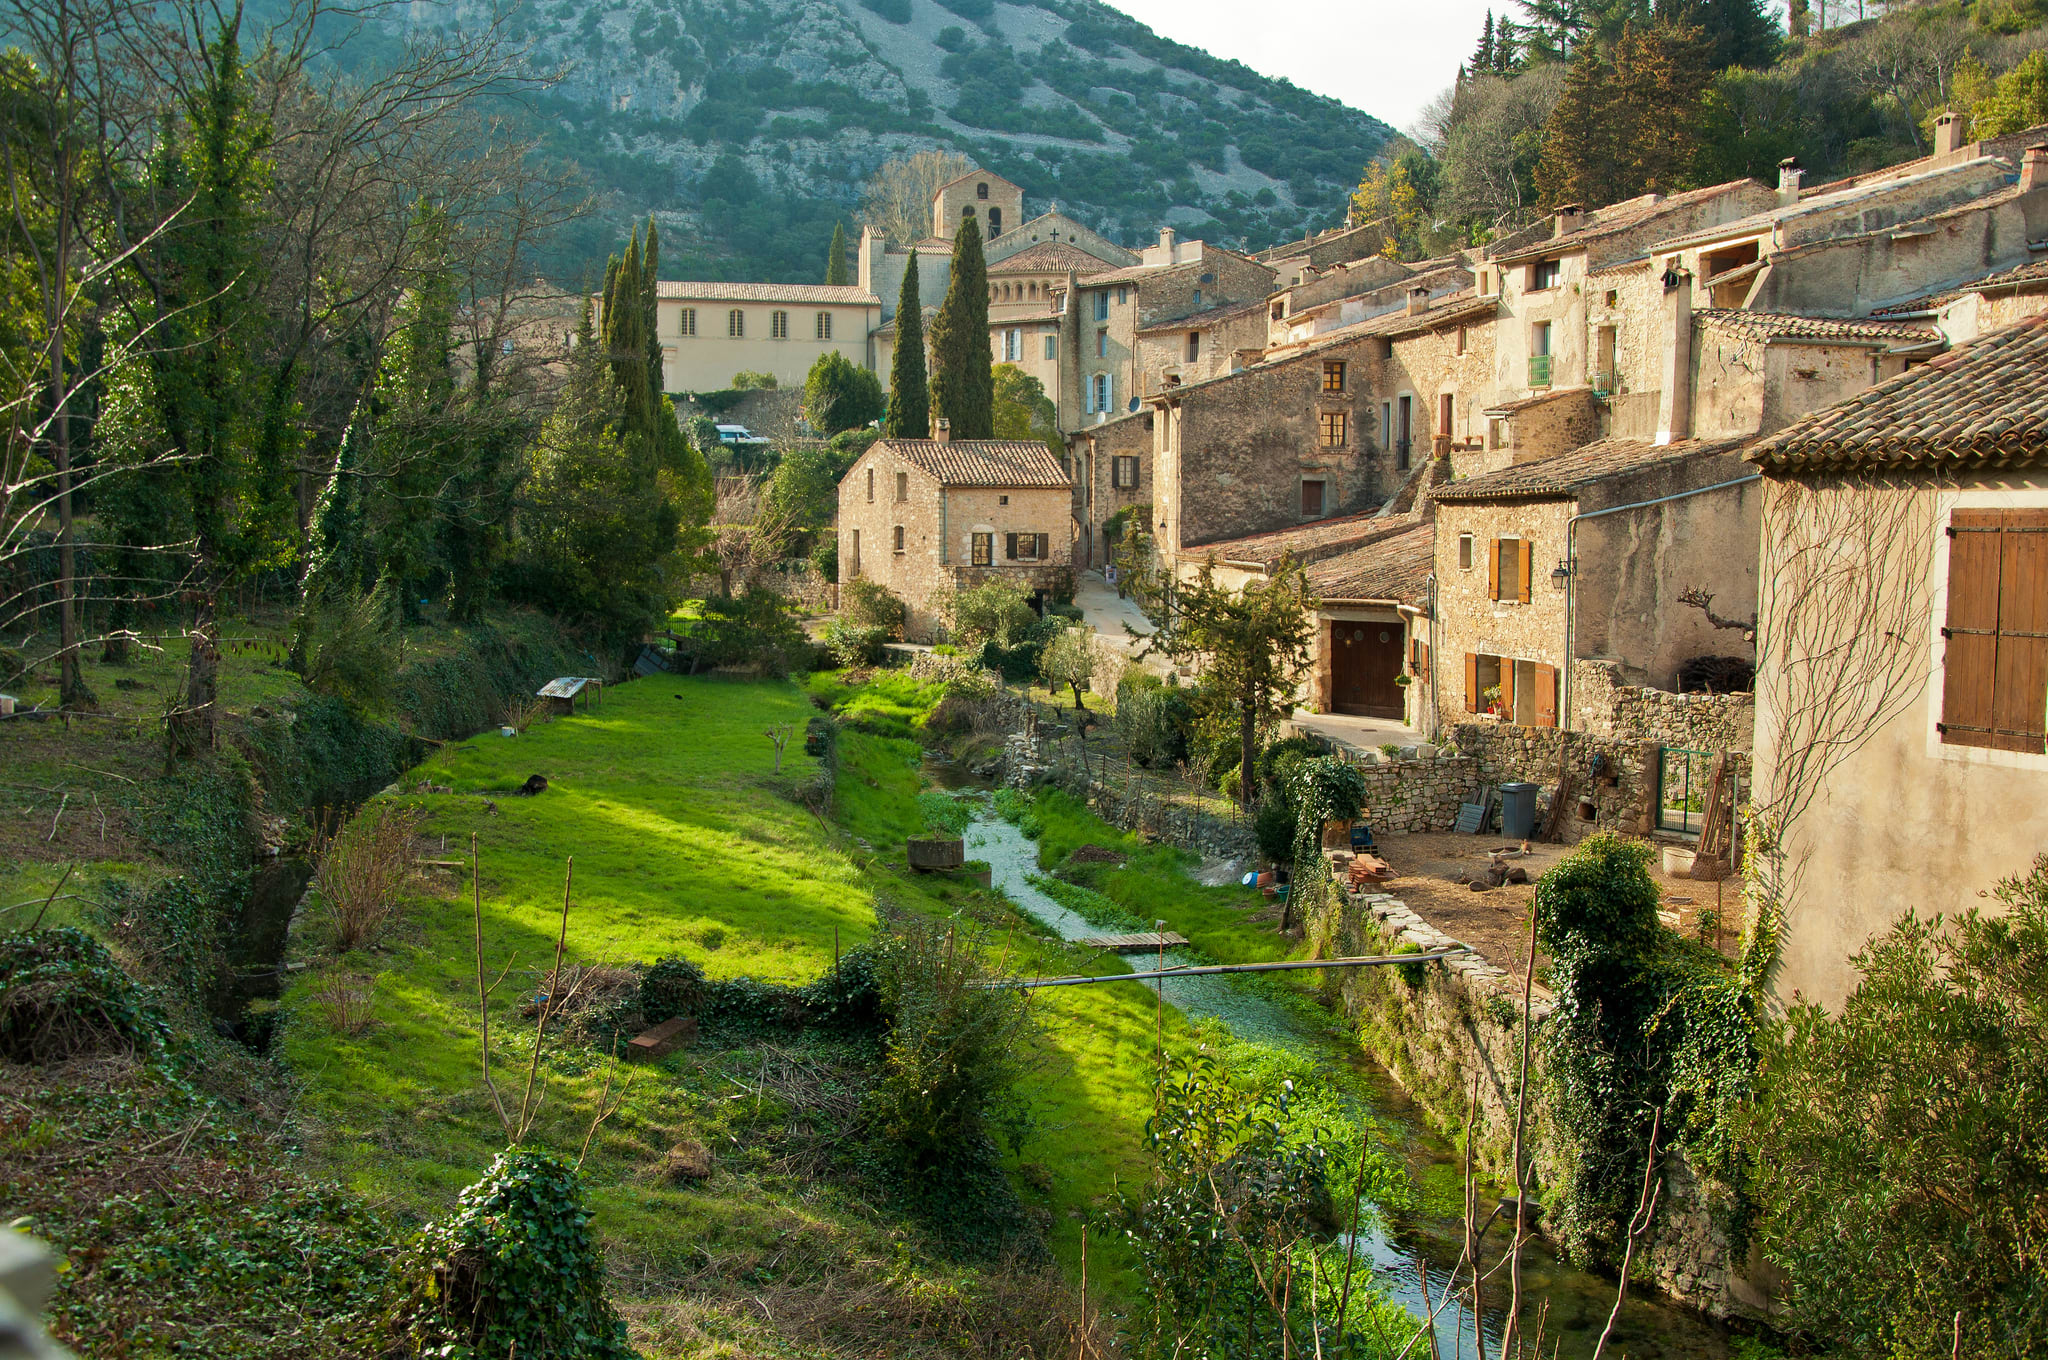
1939, 508, 2048, 753
972, 532, 993, 567
1489, 537, 1533, 603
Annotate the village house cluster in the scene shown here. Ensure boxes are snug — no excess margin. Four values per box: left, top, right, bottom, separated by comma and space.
648, 128, 2048, 1012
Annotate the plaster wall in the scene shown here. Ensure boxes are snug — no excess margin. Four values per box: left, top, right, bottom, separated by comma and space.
654, 297, 878, 393
1752, 470, 2048, 1010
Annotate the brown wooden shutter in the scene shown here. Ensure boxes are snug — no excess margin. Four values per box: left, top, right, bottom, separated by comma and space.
1942, 509, 2048, 753
1036, 533, 1050, 560
1519, 540, 1535, 603
1005, 533, 1018, 560
1500, 658, 1517, 719
1488, 540, 1502, 601
1534, 663, 1558, 728
1465, 653, 1479, 712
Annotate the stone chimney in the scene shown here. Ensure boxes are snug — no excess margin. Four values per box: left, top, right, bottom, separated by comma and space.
932, 418, 952, 445
1934, 111, 1966, 159
1654, 259, 1693, 447
2024, 144, 2048, 194
1777, 158, 1803, 209
1158, 226, 1178, 262
1554, 204, 1584, 237
1407, 285, 1430, 316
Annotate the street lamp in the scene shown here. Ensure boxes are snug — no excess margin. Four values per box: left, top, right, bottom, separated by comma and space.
1550, 559, 1573, 592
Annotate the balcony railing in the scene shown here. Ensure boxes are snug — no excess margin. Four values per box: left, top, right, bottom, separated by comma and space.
1592, 369, 1620, 397
1528, 354, 1553, 388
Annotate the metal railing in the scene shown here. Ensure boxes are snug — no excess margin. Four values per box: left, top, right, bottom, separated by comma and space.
1592, 369, 1619, 396
1528, 354, 1553, 387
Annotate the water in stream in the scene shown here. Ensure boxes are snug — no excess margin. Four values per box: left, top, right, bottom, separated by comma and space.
953, 781, 1733, 1360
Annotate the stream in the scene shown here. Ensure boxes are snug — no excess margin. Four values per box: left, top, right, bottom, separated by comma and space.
953, 783, 1734, 1360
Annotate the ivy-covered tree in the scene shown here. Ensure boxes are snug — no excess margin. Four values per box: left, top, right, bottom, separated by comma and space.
927, 216, 992, 440
886, 250, 930, 439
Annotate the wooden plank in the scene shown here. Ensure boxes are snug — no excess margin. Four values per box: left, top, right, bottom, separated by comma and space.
1080, 932, 1189, 950
627, 1015, 696, 1060
1695, 753, 1730, 858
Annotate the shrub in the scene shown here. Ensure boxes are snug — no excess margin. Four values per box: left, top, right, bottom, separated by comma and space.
941, 577, 1036, 647
1744, 858, 2048, 1359
695, 588, 811, 676
1114, 670, 1191, 768
639, 955, 708, 1024
841, 577, 908, 636
824, 619, 889, 667
916, 790, 973, 835
313, 803, 424, 951
297, 585, 398, 714
393, 1148, 635, 1358
1258, 733, 1322, 803
0, 927, 171, 1063
1253, 797, 1297, 865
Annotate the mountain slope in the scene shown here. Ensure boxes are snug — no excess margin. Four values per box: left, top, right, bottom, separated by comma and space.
438, 0, 1393, 280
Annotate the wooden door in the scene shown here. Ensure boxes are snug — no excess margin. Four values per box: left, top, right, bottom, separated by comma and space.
1331, 621, 1406, 718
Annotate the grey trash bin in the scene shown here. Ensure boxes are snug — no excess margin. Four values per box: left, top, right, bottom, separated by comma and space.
1499, 782, 1539, 839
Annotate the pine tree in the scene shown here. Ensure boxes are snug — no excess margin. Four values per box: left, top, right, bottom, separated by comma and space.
1494, 15, 1523, 71
1655, 0, 1779, 71
1473, 11, 1497, 74
928, 218, 992, 439
1536, 21, 1713, 208
825, 221, 849, 285
886, 251, 930, 438
1536, 41, 1623, 206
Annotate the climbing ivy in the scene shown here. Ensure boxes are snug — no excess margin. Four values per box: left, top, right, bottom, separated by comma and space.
1533, 833, 1760, 1265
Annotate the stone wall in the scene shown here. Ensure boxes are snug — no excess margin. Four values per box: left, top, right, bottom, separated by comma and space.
1449, 721, 1657, 842
1570, 660, 1754, 753
1306, 884, 1763, 1320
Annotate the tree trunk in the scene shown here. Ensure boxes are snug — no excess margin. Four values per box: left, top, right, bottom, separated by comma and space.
1069, 681, 1086, 711
47, 184, 94, 712
173, 584, 221, 760
1239, 694, 1257, 811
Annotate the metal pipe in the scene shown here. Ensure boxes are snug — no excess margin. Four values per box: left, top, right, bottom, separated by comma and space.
986, 947, 1475, 990
1561, 473, 1761, 732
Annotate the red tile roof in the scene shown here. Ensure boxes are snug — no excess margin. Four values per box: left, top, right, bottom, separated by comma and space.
653, 281, 880, 305
1747, 310, 2048, 471
987, 241, 1105, 274
1188, 509, 1400, 565
1306, 521, 1436, 606
1487, 181, 1762, 265
881, 439, 1071, 488
1696, 310, 1941, 346
1434, 437, 1748, 503
1870, 259, 2048, 316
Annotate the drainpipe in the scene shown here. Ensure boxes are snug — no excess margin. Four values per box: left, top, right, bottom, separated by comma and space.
1560, 473, 1761, 733
1424, 572, 1440, 743
940, 489, 949, 566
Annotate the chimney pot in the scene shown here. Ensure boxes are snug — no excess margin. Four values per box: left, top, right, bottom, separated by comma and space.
2024, 144, 2048, 194
1935, 111, 1966, 159
1554, 204, 1584, 236
1407, 285, 1430, 316
1777, 157, 1803, 208
933, 418, 951, 445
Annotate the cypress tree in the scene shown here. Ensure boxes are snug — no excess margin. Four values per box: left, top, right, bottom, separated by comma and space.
928, 215, 993, 439
887, 251, 930, 438
825, 221, 849, 285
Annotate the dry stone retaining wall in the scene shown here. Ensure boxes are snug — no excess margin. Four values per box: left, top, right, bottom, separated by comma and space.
1571, 660, 1754, 753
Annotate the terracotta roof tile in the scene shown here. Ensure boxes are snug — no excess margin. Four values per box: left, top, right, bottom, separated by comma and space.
1188, 509, 1398, 564
987, 241, 1104, 274
1488, 181, 1761, 265
1435, 437, 1748, 503
1079, 258, 1204, 287
880, 439, 1071, 488
1747, 310, 2048, 471
1870, 258, 2048, 316
1696, 309, 1941, 346
653, 281, 880, 305
1306, 521, 1436, 606
1482, 386, 1595, 417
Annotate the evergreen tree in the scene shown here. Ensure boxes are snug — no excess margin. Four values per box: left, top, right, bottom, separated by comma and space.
1536, 22, 1711, 207
887, 250, 931, 439
1656, 0, 1779, 71
1473, 11, 1498, 73
1518, 0, 1593, 62
1536, 42, 1622, 206
601, 218, 712, 523
927, 215, 992, 439
367, 203, 459, 621
825, 221, 849, 285
1493, 15, 1524, 71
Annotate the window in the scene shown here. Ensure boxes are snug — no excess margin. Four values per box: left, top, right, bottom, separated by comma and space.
1004, 328, 1021, 362
1113, 455, 1139, 489
1530, 258, 1562, 290
1043, 334, 1057, 361
866, 468, 874, 502
989, 207, 1002, 237
893, 524, 905, 553
1028, 281, 1037, 299
1301, 480, 1326, 517
1323, 360, 1346, 393
727, 309, 745, 337
1489, 537, 1533, 603
895, 471, 908, 502
1458, 532, 1474, 570
501, 338, 516, 355
1396, 394, 1413, 470
816, 311, 832, 340
771, 310, 790, 339
1096, 329, 1107, 359
1192, 288, 1202, 309
1463, 653, 1557, 726
1093, 292, 1110, 321
850, 529, 861, 576
1006, 532, 1049, 561
1320, 411, 1348, 448
976, 181, 989, 199
1940, 508, 2048, 752
1117, 287, 1127, 305
1439, 392, 1454, 445
679, 307, 697, 337
1455, 324, 1467, 355
1381, 403, 1392, 449
1185, 330, 1200, 362
1532, 321, 1552, 356
971, 532, 993, 566
1090, 372, 1111, 412
999, 495, 1008, 506
962, 205, 974, 219
1272, 301, 1286, 321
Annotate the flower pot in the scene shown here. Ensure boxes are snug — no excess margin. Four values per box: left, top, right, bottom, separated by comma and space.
1661, 845, 1697, 877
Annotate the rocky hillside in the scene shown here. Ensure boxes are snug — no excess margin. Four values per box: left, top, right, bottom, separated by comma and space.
426, 0, 1393, 280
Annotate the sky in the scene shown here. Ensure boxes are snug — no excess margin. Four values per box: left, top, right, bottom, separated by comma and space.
1097, 0, 1496, 133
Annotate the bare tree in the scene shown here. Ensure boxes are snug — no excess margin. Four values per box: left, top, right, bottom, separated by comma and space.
857, 149, 974, 249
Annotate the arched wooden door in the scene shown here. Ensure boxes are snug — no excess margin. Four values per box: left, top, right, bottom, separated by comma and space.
1330, 621, 1404, 718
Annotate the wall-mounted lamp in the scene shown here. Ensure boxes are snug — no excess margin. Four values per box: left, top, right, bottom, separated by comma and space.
1550, 559, 1573, 592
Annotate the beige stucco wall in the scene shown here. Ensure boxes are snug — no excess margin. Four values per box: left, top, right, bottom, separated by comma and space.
654, 297, 878, 393
836, 445, 1073, 639
1752, 469, 2048, 1011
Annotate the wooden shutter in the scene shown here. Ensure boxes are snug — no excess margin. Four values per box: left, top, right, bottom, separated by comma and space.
1488, 539, 1503, 601
1534, 663, 1558, 728
1465, 653, 1479, 712
1005, 533, 1018, 560
1500, 658, 1517, 719
1944, 509, 2048, 752
1036, 533, 1050, 560
1518, 541, 1535, 603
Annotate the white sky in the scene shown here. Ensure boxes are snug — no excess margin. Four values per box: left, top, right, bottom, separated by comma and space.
1097, 0, 1496, 132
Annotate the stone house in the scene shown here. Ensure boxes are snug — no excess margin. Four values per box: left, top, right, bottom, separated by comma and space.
629, 282, 881, 393
1068, 409, 1154, 572
1871, 255, 2048, 343
1073, 232, 1276, 425
1270, 258, 1474, 350
1133, 297, 1269, 391
1745, 309, 2048, 1010
836, 428, 1074, 640
1257, 219, 1393, 281
1424, 437, 1760, 740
